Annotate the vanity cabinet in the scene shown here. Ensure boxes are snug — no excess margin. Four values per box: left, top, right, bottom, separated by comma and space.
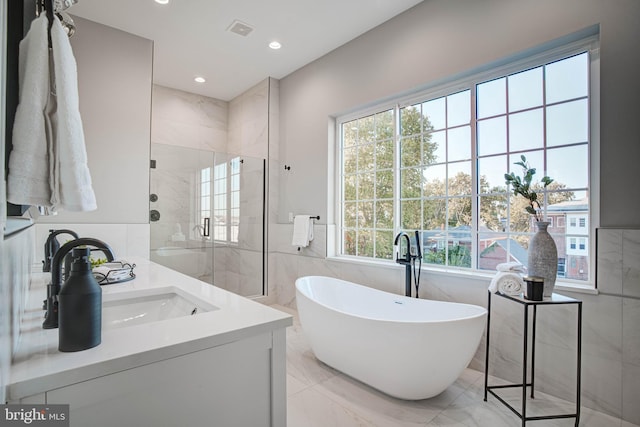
18, 331, 286, 427
8, 259, 290, 426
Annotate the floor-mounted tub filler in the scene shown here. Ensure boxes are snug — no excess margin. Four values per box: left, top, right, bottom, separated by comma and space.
295, 276, 487, 400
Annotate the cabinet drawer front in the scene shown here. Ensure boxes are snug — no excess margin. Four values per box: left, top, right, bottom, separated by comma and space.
47, 333, 272, 427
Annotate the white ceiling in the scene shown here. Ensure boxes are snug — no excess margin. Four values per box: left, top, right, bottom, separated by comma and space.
70, 0, 423, 101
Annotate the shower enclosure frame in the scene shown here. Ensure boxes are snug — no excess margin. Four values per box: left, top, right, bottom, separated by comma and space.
149, 143, 267, 298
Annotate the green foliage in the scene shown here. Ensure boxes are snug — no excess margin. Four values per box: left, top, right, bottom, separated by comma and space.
342, 108, 575, 264
425, 244, 471, 267
504, 155, 554, 222
90, 257, 107, 269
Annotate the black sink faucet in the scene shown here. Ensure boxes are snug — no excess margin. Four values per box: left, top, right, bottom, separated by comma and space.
43, 238, 115, 329
43, 229, 79, 272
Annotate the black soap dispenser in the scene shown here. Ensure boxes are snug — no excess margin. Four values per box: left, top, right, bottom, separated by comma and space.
58, 247, 102, 352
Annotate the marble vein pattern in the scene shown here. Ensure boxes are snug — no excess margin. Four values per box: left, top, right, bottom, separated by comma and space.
272, 304, 639, 427
597, 229, 623, 294
151, 85, 228, 152
622, 229, 640, 298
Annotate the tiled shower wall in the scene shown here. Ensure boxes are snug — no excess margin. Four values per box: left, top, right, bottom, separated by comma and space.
151, 80, 274, 298
270, 227, 640, 425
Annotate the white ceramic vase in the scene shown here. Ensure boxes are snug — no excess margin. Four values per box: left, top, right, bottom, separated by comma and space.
527, 221, 558, 298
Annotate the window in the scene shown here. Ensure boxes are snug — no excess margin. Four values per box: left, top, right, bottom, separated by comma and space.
579, 217, 586, 227
213, 162, 227, 241
579, 238, 586, 250
229, 157, 241, 243
570, 238, 577, 250
338, 42, 595, 283
198, 167, 212, 239
212, 157, 241, 244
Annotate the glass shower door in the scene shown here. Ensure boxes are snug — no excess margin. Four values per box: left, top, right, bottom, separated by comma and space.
211, 153, 265, 297
149, 144, 266, 297
149, 144, 214, 284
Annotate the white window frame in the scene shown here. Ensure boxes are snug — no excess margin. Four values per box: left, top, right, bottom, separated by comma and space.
212, 157, 241, 245
334, 34, 599, 287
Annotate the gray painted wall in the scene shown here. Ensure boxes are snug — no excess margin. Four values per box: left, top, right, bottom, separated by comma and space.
39, 16, 153, 224
278, 0, 640, 228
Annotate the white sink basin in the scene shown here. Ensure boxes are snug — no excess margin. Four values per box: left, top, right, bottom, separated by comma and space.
102, 287, 218, 330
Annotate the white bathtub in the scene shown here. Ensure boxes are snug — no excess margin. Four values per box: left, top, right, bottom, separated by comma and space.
150, 246, 208, 279
295, 276, 487, 400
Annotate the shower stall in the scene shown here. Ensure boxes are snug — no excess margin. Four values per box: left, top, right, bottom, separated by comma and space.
149, 143, 266, 297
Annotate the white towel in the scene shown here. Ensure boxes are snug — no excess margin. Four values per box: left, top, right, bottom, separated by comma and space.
7, 14, 52, 207
292, 215, 314, 247
7, 14, 96, 212
50, 14, 96, 212
496, 262, 526, 273
488, 272, 525, 295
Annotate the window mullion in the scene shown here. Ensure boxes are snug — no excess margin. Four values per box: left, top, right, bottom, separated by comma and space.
470, 84, 479, 270
393, 104, 401, 235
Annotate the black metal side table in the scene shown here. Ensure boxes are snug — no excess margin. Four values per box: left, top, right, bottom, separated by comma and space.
484, 291, 582, 426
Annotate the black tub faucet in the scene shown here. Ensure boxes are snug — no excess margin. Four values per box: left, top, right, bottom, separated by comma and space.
43, 238, 115, 329
394, 231, 422, 298
43, 229, 79, 272
394, 232, 412, 264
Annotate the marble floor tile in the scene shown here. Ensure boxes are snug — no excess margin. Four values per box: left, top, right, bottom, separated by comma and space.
312, 374, 441, 427
288, 386, 376, 427
275, 303, 638, 427
287, 373, 309, 396
426, 413, 469, 426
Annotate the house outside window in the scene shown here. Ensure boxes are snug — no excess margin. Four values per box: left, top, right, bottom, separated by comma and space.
338, 39, 596, 284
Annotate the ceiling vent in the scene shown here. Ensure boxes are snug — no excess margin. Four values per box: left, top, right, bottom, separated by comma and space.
227, 20, 254, 37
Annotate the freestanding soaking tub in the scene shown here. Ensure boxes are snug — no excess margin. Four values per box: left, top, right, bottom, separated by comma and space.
295, 276, 487, 400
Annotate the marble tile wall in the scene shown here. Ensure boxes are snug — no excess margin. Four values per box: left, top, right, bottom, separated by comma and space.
151, 85, 228, 152
270, 227, 640, 425
150, 84, 228, 255
151, 80, 274, 298
33, 224, 150, 266
228, 79, 270, 159
226, 79, 271, 297
149, 143, 214, 251
597, 228, 640, 424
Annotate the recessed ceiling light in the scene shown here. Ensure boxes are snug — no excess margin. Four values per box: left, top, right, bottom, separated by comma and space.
269, 41, 282, 50
155, 0, 169, 4
194, 76, 206, 83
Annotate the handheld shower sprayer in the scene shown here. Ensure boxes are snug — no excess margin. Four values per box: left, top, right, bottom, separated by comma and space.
413, 231, 422, 298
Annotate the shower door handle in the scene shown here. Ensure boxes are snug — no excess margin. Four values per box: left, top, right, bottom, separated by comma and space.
203, 217, 210, 237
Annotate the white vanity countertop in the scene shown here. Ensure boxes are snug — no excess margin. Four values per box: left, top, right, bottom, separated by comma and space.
8, 258, 293, 401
